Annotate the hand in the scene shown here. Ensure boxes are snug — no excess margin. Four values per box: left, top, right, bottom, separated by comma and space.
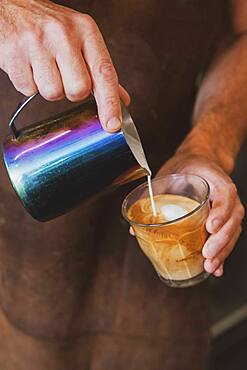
156, 154, 245, 277
0, 0, 130, 131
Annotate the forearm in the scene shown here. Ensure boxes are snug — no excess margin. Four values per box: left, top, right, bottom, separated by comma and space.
176, 34, 247, 174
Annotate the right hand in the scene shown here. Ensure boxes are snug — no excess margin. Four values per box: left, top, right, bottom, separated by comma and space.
0, 0, 130, 132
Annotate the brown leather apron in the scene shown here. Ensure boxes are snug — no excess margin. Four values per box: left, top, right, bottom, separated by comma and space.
0, 1, 228, 369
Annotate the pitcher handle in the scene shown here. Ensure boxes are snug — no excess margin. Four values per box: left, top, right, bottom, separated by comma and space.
9, 93, 39, 139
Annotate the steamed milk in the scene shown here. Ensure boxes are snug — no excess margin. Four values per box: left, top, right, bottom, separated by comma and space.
127, 194, 208, 281
147, 175, 157, 216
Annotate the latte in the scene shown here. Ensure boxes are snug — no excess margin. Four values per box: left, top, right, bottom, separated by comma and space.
127, 194, 209, 281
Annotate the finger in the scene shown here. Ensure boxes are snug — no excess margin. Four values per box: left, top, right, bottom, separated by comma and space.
31, 53, 64, 101
56, 45, 92, 102
214, 226, 242, 265
204, 226, 241, 273
206, 184, 237, 234
119, 85, 131, 106
213, 264, 224, 277
81, 18, 121, 132
129, 226, 135, 236
7, 57, 37, 96
203, 201, 244, 258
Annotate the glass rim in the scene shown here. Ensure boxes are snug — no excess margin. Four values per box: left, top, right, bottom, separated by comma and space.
122, 173, 210, 228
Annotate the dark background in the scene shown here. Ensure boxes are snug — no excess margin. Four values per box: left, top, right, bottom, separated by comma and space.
209, 140, 247, 370
0, 1, 246, 368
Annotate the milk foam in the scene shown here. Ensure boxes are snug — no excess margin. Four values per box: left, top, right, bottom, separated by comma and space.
127, 194, 207, 282
160, 204, 187, 221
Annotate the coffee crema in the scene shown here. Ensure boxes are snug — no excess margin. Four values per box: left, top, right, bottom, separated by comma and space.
127, 194, 209, 281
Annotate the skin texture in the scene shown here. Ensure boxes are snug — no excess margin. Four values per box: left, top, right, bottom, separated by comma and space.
0, 1, 246, 277
156, 155, 244, 277
0, 1, 244, 369
156, 0, 247, 276
0, 0, 130, 132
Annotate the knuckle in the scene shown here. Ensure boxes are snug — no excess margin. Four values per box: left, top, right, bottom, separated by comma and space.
40, 86, 64, 101
79, 13, 97, 30
66, 80, 92, 101
104, 95, 120, 111
40, 17, 71, 44
10, 69, 25, 83
92, 59, 117, 82
228, 183, 237, 198
238, 204, 245, 220
222, 233, 231, 246
14, 79, 33, 94
8, 68, 36, 96
17, 86, 37, 97
49, 18, 69, 34
22, 29, 45, 49
8, 65, 23, 80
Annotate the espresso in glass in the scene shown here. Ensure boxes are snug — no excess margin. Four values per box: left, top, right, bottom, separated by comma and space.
122, 174, 210, 288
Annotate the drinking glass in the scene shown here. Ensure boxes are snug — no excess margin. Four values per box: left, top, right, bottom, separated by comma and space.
122, 174, 210, 288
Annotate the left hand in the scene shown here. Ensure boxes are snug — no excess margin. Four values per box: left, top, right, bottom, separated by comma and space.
156, 153, 245, 277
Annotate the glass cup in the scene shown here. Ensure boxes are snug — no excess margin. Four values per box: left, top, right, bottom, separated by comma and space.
122, 174, 210, 288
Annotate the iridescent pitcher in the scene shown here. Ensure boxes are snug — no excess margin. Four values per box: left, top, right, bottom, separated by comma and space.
2, 95, 150, 222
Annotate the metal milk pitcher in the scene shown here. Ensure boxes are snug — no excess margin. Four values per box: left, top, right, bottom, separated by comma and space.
2, 95, 150, 222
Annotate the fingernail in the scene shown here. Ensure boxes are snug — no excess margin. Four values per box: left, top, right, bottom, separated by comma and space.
106, 117, 121, 132
212, 218, 221, 232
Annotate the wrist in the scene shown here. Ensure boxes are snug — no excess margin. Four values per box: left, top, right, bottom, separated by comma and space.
175, 125, 235, 174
